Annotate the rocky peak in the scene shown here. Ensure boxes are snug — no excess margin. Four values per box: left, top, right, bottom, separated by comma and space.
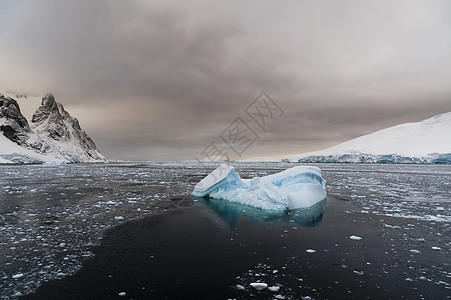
0, 94, 31, 144
31, 93, 105, 162
1, 92, 105, 163
31, 93, 60, 126
41, 93, 58, 109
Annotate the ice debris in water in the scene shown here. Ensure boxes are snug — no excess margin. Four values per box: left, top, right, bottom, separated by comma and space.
353, 270, 365, 276
306, 249, 316, 253
192, 164, 327, 211
250, 282, 268, 290
12, 273, 24, 279
349, 235, 362, 240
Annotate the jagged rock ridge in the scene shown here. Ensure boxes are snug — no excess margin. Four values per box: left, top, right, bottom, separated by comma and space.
0, 93, 106, 163
0, 94, 51, 156
31, 94, 105, 162
0, 94, 32, 143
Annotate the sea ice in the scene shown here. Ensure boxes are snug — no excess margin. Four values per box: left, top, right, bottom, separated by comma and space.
250, 282, 268, 290
12, 273, 24, 279
192, 164, 327, 211
353, 270, 364, 276
349, 235, 362, 240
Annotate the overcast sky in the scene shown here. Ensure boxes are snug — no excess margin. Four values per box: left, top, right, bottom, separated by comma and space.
1, 0, 451, 161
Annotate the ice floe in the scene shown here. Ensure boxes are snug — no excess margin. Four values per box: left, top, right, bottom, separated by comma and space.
250, 282, 268, 290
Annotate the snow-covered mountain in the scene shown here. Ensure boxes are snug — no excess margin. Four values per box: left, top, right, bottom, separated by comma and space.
287, 112, 451, 163
0, 93, 106, 164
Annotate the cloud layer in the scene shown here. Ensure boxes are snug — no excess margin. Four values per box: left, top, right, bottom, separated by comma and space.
1, 0, 451, 160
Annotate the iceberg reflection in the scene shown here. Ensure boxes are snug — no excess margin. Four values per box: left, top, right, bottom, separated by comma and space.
195, 196, 327, 229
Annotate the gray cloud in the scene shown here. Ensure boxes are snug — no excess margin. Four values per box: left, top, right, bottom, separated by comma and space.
1, 0, 451, 161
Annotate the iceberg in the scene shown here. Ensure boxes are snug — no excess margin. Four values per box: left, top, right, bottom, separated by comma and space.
192, 164, 327, 212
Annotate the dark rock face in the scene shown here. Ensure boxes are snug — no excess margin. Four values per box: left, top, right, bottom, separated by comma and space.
31, 94, 105, 161
32, 94, 71, 140
0, 94, 31, 144
31, 94, 58, 126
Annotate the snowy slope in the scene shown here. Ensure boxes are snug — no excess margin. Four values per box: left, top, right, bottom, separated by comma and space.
287, 112, 451, 163
0, 134, 65, 164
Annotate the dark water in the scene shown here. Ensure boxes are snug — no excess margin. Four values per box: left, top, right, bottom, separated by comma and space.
1, 163, 450, 299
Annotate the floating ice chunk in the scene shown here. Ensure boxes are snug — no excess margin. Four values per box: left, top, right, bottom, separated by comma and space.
305, 249, 316, 253
114, 216, 124, 221
268, 286, 280, 291
192, 164, 327, 211
353, 270, 364, 276
349, 235, 362, 240
409, 249, 421, 254
250, 282, 268, 290
12, 273, 24, 279
431, 246, 441, 250
236, 284, 245, 290
275, 295, 286, 299
118, 292, 126, 296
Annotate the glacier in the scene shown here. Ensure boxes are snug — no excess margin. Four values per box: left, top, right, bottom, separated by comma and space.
241, 112, 451, 164
192, 164, 327, 211
289, 112, 451, 163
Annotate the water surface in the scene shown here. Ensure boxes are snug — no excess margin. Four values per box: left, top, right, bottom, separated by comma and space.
1, 163, 450, 299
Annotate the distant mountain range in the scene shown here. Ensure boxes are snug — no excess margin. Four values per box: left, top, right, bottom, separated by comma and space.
0, 93, 106, 164
245, 112, 451, 164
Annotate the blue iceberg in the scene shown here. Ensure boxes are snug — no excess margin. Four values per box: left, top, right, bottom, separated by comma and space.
192, 164, 327, 212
